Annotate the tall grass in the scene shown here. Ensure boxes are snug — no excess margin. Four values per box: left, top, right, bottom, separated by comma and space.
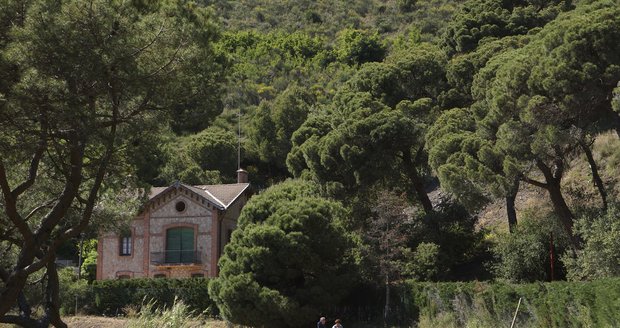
126, 297, 196, 328
125, 297, 248, 328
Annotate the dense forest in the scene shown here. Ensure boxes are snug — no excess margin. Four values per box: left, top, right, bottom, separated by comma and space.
1, 0, 620, 327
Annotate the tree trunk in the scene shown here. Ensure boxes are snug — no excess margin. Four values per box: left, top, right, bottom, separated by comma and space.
534, 159, 579, 251
546, 179, 579, 251
506, 178, 519, 233
579, 140, 607, 210
506, 194, 518, 233
383, 275, 390, 327
45, 261, 67, 328
402, 148, 433, 213
0, 271, 29, 319
17, 291, 32, 319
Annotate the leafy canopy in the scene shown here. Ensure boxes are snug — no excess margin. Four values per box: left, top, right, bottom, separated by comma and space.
209, 180, 357, 328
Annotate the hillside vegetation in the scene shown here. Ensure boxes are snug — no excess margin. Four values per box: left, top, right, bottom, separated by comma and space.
2, 0, 620, 327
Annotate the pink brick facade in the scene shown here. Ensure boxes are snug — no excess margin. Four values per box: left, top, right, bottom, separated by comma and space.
96, 181, 249, 280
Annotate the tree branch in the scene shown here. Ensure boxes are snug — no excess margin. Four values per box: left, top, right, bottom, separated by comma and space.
144, 40, 187, 79
24, 198, 58, 221
521, 175, 548, 189
0, 162, 34, 242
12, 130, 47, 198
117, 22, 166, 62
34, 134, 84, 239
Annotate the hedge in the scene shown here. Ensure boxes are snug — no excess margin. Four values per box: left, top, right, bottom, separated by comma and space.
404, 278, 620, 327
90, 278, 217, 317
75, 277, 620, 326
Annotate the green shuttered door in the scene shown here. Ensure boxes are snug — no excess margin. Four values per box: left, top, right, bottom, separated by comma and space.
165, 227, 194, 263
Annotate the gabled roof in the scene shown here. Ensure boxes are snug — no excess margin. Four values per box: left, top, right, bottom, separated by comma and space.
148, 181, 250, 210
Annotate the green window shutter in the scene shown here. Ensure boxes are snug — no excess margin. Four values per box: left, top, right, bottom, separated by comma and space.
180, 228, 194, 263
165, 227, 194, 263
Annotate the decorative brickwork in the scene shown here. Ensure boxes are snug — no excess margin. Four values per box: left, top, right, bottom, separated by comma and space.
97, 182, 250, 280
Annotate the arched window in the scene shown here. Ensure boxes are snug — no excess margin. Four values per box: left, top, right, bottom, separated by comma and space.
165, 227, 194, 264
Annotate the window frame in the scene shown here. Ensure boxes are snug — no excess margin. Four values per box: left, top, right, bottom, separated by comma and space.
164, 226, 196, 264
119, 231, 132, 256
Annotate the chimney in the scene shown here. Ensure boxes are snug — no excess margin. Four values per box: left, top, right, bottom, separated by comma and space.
237, 168, 248, 184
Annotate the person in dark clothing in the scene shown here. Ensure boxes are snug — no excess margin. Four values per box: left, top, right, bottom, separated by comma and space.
317, 316, 327, 328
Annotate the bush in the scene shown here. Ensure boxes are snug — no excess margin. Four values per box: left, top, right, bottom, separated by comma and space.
404, 242, 440, 281
491, 208, 570, 282
406, 278, 620, 327
411, 202, 489, 281
564, 205, 620, 280
91, 278, 216, 317
58, 267, 91, 315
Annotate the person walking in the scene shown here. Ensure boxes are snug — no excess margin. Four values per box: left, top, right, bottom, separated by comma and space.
332, 319, 343, 328
317, 316, 327, 328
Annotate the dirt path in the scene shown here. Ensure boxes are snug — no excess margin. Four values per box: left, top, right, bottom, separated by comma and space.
62, 316, 231, 327
64, 316, 128, 328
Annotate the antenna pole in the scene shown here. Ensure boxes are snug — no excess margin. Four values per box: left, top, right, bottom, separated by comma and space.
237, 107, 241, 170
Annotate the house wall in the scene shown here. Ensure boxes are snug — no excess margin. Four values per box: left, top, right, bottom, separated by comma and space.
147, 191, 213, 278
97, 189, 216, 280
220, 194, 246, 252
97, 225, 146, 279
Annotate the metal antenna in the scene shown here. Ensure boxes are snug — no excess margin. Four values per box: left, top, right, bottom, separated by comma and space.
237, 107, 241, 170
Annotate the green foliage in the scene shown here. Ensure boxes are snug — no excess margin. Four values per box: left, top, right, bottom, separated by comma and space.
406, 278, 620, 327
209, 180, 357, 328
159, 127, 237, 184
414, 203, 489, 280
247, 84, 315, 173
397, 0, 417, 13
403, 242, 441, 281
442, 35, 528, 108
564, 206, 620, 280
92, 278, 216, 317
58, 267, 90, 315
492, 208, 570, 282
335, 29, 386, 65
0, 0, 227, 321
613, 82, 620, 113
426, 107, 500, 211
80, 239, 98, 283
442, 0, 572, 55
429, 1, 620, 243
346, 44, 448, 107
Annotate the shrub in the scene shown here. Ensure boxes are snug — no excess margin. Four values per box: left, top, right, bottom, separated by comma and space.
491, 208, 570, 282
406, 278, 620, 327
91, 278, 216, 317
404, 242, 440, 281
58, 267, 90, 315
564, 205, 620, 280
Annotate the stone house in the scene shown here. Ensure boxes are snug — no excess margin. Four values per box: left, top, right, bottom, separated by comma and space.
96, 170, 250, 279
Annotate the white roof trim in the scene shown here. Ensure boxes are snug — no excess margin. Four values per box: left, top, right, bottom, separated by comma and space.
223, 183, 251, 208
202, 188, 226, 209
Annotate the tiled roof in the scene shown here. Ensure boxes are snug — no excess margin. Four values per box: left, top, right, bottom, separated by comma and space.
148, 182, 250, 210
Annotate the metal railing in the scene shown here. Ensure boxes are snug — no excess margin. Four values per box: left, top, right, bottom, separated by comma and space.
150, 250, 201, 265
